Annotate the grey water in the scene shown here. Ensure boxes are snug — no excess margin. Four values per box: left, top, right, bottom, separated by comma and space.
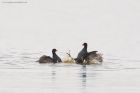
0, 49, 140, 93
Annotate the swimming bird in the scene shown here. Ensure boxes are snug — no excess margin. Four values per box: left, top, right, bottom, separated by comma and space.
76, 43, 103, 64
38, 49, 62, 63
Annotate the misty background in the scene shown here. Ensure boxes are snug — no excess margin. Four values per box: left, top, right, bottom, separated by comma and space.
0, 0, 140, 59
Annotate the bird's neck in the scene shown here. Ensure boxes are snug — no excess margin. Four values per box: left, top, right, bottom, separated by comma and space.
52, 52, 56, 57
52, 52, 57, 63
83, 45, 87, 52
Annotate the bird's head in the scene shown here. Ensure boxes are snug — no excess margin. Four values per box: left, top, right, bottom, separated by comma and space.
52, 49, 57, 53
82, 43, 87, 47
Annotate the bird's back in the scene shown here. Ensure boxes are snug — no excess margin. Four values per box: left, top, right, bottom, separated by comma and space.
39, 55, 53, 63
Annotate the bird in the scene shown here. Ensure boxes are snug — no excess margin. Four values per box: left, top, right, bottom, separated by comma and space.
75, 43, 88, 64
38, 49, 62, 63
75, 43, 103, 64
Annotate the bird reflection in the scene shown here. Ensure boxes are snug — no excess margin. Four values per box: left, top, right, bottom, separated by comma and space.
81, 65, 87, 88
51, 66, 56, 81
52, 70, 56, 80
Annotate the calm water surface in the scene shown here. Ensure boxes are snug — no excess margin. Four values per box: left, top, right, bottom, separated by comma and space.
0, 50, 140, 93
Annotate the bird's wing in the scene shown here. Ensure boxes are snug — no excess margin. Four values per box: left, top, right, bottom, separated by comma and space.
88, 51, 98, 56
85, 51, 103, 62
84, 51, 98, 60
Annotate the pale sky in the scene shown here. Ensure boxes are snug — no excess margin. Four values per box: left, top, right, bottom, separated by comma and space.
0, 0, 140, 58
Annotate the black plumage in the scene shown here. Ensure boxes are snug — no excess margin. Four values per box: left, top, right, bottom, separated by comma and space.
76, 43, 88, 64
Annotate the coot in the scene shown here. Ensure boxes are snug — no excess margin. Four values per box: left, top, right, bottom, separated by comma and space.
38, 49, 62, 63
